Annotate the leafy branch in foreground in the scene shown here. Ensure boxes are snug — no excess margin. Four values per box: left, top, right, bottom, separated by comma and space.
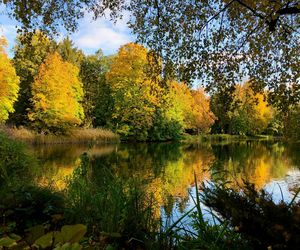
201, 181, 300, 249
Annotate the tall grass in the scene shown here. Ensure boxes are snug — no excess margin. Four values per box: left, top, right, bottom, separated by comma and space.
160, 174, 248, 250
64, 153, 159, 249
1, 126, 119, 144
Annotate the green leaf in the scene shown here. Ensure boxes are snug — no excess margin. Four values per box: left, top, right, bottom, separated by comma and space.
9, 233, 21, 241
26, 225, 45, 245
0, 236, 17, 247
61, 224, 87, 243
34, 231, 62, 248
54, 242, 82, 250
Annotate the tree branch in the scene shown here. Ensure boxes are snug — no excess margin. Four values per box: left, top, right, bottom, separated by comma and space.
277, 6, 300, 15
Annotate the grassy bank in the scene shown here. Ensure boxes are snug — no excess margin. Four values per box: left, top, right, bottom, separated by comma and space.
1, 126, 119, 144
182, 133, 278, 144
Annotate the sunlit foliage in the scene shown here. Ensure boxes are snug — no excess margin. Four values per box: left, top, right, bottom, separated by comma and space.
211, 81, 273, 135
229, 82, 273, 135
0, 37, 20, 123
191, 88, 216, 134
106, 43, 162, 140
29, 52, 84, 133
11, 31, 55, 125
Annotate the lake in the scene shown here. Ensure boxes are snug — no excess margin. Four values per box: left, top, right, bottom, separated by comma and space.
29, 139, 300, 223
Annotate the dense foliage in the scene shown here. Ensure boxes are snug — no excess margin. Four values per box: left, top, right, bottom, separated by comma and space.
0, 38, 19, 123
0, 31, 298, 140
202, 182, 300, 249
106, 43, 162, 140
211, 82, 273, 135
28, 52, 84, 133
1, 1, 299, 107
0, 132, 36, 187
10, 32, 55, 125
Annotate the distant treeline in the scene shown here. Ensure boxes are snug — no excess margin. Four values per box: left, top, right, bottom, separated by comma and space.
0, 32, 299, 141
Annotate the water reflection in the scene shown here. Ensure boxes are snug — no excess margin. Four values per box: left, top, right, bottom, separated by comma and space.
30, 141, 300, 213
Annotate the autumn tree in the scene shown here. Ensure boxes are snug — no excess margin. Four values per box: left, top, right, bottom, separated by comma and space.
148, 81, 190, 140
106, 43, 162, 140
11, 31, 55, 125
166, 83, 216, 133
190, 89, 216, 134
0, 37, 20, 123
3, 1, 299, 109
149, 82, 216, 139
29, 52, 84, 133
229, 82, 273, 135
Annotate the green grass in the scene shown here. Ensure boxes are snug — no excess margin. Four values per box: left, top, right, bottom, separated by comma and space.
182, 133, 277, 144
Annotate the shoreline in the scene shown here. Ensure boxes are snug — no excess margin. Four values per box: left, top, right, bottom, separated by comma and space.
0, 126, 120, 145
1, 126, 289, 145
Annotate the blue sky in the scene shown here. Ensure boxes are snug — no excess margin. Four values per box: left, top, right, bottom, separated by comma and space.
0, 6, 135, 57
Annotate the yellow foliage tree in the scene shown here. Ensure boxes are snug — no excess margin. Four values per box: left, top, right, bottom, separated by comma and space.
165, 82, 216, 134
29, 52, 84, 133
106, 43, 162, 140
234, 82, 273, 134
0, 37, 20, 123
165, 81, 193, 129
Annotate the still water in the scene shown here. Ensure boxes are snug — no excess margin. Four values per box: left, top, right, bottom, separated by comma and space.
29, 140, 300, 221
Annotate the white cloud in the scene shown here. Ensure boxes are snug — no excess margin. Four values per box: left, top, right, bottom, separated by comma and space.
71, 12, 135, 55
0, 23, 18, 57
0, 8, 135, 56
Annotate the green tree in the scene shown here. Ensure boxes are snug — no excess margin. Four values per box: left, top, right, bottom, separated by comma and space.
284, 104, 300, 141
79, 50, 114, 127
57, 37, 84, 67
11, 31, 55, 125
210, 84, 237, 134
0, 37, 20, 123
231, 83, 273, 135
29, 52, 84, 133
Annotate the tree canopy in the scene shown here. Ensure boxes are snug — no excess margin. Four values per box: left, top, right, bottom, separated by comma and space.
1, 1, 299, 100
128, 1, 299, 95
0, 37, 19, 123
28, 52, 84, 133
106, 43, 162, 140
11, 31, 55, 125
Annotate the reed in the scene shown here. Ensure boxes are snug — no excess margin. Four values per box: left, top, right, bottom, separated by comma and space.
1, 126, 119, 144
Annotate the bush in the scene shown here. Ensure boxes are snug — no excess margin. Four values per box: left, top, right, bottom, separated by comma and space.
0, 132, 37, 187
148, 118, 183, 141
0, 185, 65, 234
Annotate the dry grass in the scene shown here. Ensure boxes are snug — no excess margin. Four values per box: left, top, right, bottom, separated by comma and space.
1, 126, 119, 144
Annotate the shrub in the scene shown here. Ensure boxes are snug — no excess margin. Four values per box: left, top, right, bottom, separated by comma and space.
0, 132, 37, 187
0, 185, 65, 234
